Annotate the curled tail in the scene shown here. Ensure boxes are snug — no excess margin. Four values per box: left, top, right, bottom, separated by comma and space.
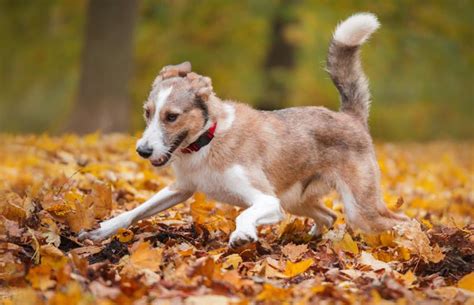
327, 13, 380, 127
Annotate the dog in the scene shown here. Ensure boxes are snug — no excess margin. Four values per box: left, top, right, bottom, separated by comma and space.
79, 13, 407, 247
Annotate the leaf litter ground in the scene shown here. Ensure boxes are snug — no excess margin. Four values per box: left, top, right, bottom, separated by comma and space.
0, 134, 473, 305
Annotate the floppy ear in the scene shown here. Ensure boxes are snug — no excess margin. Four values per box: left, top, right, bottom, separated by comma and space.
160, 61, 192, 79
187, 72, 214, 101
152, 61, 192, 87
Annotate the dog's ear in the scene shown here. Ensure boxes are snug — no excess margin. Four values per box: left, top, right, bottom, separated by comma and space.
153, 61, 192, 87
160, 61, 192, 79
187, 72, 214, 101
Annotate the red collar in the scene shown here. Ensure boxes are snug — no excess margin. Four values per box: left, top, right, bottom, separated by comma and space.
181, 122, 217, 154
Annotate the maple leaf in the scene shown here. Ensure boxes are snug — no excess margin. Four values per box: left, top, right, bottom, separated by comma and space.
222, 254, 243, 270
394, 220, 445, 263
64, 193, 96, 233
0, 191, 32, 222
122, 241, 163, 272
282, 243, 308, 262
284, 258, 314, 277
40, 218, 61, 247
90, 182, 113, 219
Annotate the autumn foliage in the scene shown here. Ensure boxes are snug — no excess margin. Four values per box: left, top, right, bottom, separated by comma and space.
0, 134, 473, 304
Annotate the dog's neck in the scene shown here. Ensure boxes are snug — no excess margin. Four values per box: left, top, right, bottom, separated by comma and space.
180, 96, 234, 157
207, 96, 235, 135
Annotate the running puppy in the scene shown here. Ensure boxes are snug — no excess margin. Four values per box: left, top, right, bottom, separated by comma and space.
80, 13, 407, 247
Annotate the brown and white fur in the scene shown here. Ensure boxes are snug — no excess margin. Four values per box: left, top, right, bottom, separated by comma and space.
80, 13, 407, 247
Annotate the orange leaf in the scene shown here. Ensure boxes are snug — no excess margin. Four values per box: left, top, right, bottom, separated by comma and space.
458, 272, 474, 292
114, 228, 134, 243
128, 241, 163, 271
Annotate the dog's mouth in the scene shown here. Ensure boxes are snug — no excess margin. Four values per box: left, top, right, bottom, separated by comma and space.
149, 131, 188, 167
150, 155, 171, 167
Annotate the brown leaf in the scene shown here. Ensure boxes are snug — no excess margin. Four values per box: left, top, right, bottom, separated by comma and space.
394, 220, 445, 263
281, 243, 308, 262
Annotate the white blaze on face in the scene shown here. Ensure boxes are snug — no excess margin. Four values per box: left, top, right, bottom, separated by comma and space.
137, 86, 173, 157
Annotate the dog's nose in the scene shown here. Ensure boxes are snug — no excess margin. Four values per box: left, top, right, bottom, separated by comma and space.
136, 146, 153, 158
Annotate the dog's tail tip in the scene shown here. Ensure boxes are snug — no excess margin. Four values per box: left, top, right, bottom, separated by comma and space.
333, 13, 380, 47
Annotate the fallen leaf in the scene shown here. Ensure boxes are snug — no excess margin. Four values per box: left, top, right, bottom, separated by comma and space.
222, 254, 243, 270
359, 251, 392, 271
333, 233, 359, 255
256, 283, 292, 302
281, 243, 308, 262
127, 241, 163, 271
394, 220, 444, 263
114, 228, 134, 243
284, 258, 314, 277
458, 272, 474, 292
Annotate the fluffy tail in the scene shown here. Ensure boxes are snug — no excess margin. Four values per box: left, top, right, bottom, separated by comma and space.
327, 13, 380, 127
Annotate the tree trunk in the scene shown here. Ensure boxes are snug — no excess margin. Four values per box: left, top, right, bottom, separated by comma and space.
66, 0, 138, 133
257, 0, 296, 110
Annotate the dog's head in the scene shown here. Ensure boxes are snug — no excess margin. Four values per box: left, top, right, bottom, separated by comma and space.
136, 62, 214, 167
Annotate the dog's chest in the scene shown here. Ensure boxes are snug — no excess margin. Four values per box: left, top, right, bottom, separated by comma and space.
173, 160, 249, 208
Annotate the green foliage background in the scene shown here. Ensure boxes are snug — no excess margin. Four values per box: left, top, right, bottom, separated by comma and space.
1, 0, 473, 140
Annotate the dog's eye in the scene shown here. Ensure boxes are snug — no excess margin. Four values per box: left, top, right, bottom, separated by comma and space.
144, 108, 151, 119
166, 113, 179, 122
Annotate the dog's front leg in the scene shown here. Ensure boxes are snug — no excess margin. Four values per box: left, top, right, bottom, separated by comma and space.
229, 195, 284, 248
79, 185, 193, 242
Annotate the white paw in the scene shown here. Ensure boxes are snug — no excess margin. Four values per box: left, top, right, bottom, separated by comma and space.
228, 228, 258, 248
78, 213, 131, 242
78, 227, 112, 242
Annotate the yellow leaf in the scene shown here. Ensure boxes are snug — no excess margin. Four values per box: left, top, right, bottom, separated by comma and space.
40, 245, 67, 270
26, 264, 56, 291
48, 282, 84, 305
400, 270, 417, 287
222, 254, 243, 270
334, 233, 359, 255
277, 216, 306, 238
114, 228, 134, 243
458, 272, 474, 292
256, 283, 291, 302
399, 247, 411, 261
311, 284, 326, 294
421, 219, 433, 229
284, 258, 314, 277
380, 231, 396, 247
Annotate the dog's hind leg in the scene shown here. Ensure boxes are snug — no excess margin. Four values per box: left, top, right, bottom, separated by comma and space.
306, 202, 337, 237
335, 156, 408, 233
284, 190, 337, 237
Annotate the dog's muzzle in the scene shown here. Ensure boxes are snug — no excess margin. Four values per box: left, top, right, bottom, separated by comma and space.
136, 145, 153, 159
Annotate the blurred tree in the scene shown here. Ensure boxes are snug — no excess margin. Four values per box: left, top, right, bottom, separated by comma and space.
257, 0, 297, 110
1, 0, 472, 139
66, 0, 138, 133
